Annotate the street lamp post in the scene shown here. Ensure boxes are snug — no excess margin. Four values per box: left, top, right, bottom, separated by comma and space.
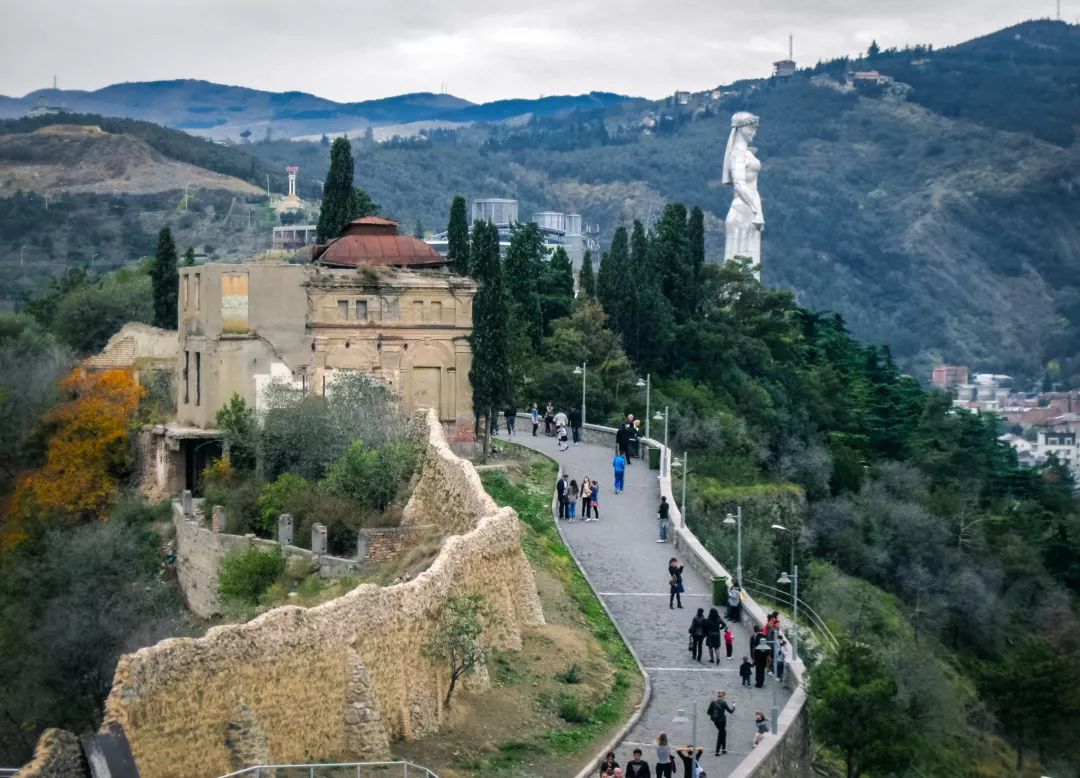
673, 452, 690, 523
672, 702, 698, 749
774, 524, 799, 664
573, 362, 586, 426
652, 406, 669, 468
636, 374, 651, 439
722, 506, 743, 589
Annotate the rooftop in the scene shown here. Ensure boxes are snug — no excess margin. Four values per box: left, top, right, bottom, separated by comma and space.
312, 218, 446, 269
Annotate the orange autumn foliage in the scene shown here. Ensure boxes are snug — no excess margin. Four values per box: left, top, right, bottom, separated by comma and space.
7, 367, 143, 533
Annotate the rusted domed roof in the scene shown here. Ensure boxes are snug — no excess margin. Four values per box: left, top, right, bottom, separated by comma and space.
312, 217, 445, 268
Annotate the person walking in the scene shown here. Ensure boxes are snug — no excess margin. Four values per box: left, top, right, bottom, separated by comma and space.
556, 473, 568, 520
689, 607, 707, 662
775, 637, 787, 681
705, 607, 725, 664
558, 422, 570, 451
581, 477, 593, 520
569, 406, 582, 445
753, 633, 770, 688
567, 479, 580, 521
504, 404, 516, 436
668, 557, 685, 609
616, 415, 635, 463
624, 749, 651, 778
554, 407, 569, 431
531, 403, 540, 436
726, 581, 741, 622
657, 496, 670, 543
753, 712, 769, 747
544, 402, 555, 436
706, 690, 736, 756
655, 732, 674, 778
739, 656, 753, 687
627, 414, 639, 460
588, 480, 601, 520
613, 451, 627, 493
724, 626, 735, 660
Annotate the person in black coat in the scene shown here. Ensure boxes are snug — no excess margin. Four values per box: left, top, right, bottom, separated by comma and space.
569, 406, 582, 445
668, 557, 684, 609
556, 474, 568, 520
689, 608, 708, 662
705, 608, 725, 664
706, 689, 736, 756
753, 633, 771, 688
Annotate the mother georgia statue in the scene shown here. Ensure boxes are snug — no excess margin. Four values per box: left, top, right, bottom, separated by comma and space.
722, 111, 764, 274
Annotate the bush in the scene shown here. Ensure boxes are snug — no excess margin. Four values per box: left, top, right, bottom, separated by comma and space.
281, 489, 394, 557
555, 663, 583, 684
256, 473, 310, 536
202, 477, 262, 536
557, 693, 590, 723
217, 546, 285, 605
324, 440, 418, 511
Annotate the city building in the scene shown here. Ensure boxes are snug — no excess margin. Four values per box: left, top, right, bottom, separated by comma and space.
848, 70, 895, 86
471, 198, 518, 226
953, 373, 1012, 411
773, 35, 797, 78
271, 224, 318, 251
161, 217, 476, 489
932, 364, 969, 391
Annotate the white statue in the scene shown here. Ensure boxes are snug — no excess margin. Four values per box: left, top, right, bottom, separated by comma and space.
722, 111, 764, 274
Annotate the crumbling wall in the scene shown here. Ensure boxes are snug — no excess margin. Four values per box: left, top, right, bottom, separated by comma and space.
98, 409, 544, 778
14, 729, 86, 778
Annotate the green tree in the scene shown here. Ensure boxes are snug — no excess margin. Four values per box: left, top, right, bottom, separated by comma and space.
505, 222, 546, 350
52, 274, 153, 354
652, 204, 693, 320
447, 195, 470, 276
689, 206, 705, 279
540, 246, 575, 333
422, 594, 494, 709
182, 247, 196, 267
217, 546, 285, 605
578, 249, 596, 298
324, 440, 418, 511
316, 137, 380, 243
468, 220, 512, 459
811, 639, 912, 778
867, 39, 881, 58
413, 218, 423, 239
256, 473, 310, 536
150, 227, 178, 329
215, 393, 257, 473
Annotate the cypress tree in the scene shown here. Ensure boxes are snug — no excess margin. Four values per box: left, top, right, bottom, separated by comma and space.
653, 203, 692, 320
447, 195, 470, 276
317, 137, 356, 243
578, 249, 596, 298
540, 246, 575, 332
505, 222, 545, 350
151, 227, 179, 329
689, 206, 705, 279
630, 219, 650, 276
182, 247, 196, 267
468, 220, 512, 459
598, 226, 639, 355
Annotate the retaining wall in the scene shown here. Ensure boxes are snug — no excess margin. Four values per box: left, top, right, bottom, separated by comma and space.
92, 409, 543, 778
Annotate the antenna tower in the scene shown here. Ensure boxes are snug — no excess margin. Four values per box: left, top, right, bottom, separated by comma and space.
789, 33, 793, 60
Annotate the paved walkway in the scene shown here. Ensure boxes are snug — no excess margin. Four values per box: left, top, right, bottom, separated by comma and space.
511, 433, 791, 775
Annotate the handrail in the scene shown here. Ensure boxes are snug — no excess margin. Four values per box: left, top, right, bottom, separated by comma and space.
0, 768, 20, 776
744, 578, 839, 653
216, 760, 438, 778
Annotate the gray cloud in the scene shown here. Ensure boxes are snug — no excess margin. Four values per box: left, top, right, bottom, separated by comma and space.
0, 0, 1045, 102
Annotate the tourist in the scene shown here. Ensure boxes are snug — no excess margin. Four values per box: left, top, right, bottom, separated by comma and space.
544, 402, 555, 435
504, 404, 516, 436
629, 415, 641, 459
668, 557, 684, 609
558, 423, 570, 451
616, 415, 635, 463
531, 403, 540, 436
753, 633, 770, 688
753, 712, 769, 747
589, 480, 600, 520
726, 581, 741, 622
555, 407, 569, 430
775, 637, 787, 681
705, 607, 725, 664
748, 625, 762, 660
675, 746, 704, 778
655, 732, 674, 778
556, 473, 568, 520
739, 656, 753, 687
613, 450, 627, 493
570, 405, 582, 445
689, 608, 707, 662
624, 748, 651, 777
724, 626, 735, 660
581, 477, 593, 519
706, 689, 735, 756
657, 496, 670, 543
567, 479, 580, 521
597, 751, 619, 776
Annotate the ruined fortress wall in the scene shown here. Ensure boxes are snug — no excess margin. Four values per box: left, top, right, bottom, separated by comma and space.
99, 410, 544, 778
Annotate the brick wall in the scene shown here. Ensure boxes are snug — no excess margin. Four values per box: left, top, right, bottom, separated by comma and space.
358, 525, 437, 567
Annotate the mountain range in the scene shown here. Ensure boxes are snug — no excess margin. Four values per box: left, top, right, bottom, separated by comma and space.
0, 18, 1078, 386
0, 81, 634, 140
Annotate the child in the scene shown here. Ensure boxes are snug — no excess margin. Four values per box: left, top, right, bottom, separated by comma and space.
724, 627, 735, 659
739, 656, 753, 687
753, 712, 769, 746
612, 452, 627, 493
581, 477, 593, 519
567, 479, 579, 521
558, 423, 569, 451
588, 480, 600, 520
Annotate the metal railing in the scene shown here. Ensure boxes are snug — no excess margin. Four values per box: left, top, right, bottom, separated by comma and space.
745, 577, 839, 653
216, 761, 438, 778
0, 768, 19, 776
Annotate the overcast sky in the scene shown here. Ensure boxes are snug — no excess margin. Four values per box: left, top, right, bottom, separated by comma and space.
0, 1, 1058, 104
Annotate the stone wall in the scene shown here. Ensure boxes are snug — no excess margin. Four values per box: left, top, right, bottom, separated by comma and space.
96, 409, 543, 778
357, 526, 437, 566
14, 729, 86, 778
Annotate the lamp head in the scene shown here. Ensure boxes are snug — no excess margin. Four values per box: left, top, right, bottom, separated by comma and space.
771, 524, 787, 532
723, 513, 736, 525
778, 572, 792, 585
653, 411, 664, 421
636, 378, 646, 387
672, 708, 690, 724
573, 366, 582, 375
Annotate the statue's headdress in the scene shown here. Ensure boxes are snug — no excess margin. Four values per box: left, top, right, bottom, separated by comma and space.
722, 112, 760, 185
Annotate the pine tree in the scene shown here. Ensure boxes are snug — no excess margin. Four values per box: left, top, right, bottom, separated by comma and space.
505, 222, 545, 351
868, 39, 881, 58
540, 246, 575, 332
447, 195, 470, 276
630, 219, 650, 276
468, 221, 512, 460
653, 203, 693, 320
597, 226, 640, 356
182, 247, 196, 267
578, 249, 596, 298
413, 218, 424, 239
317, 138, 357, 243
150, 227, 178, 329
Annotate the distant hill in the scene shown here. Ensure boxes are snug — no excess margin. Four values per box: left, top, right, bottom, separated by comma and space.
0, 80, 636, 140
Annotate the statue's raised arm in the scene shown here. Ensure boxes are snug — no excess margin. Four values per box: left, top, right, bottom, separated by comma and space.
722, 111, 764, 273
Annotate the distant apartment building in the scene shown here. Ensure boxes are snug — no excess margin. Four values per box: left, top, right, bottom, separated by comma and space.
953, 373, 1012, 411
932, 364, 968, 391
271, 224, 317, 251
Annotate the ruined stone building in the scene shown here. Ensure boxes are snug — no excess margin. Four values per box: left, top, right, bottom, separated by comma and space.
155, 217, 476, 491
